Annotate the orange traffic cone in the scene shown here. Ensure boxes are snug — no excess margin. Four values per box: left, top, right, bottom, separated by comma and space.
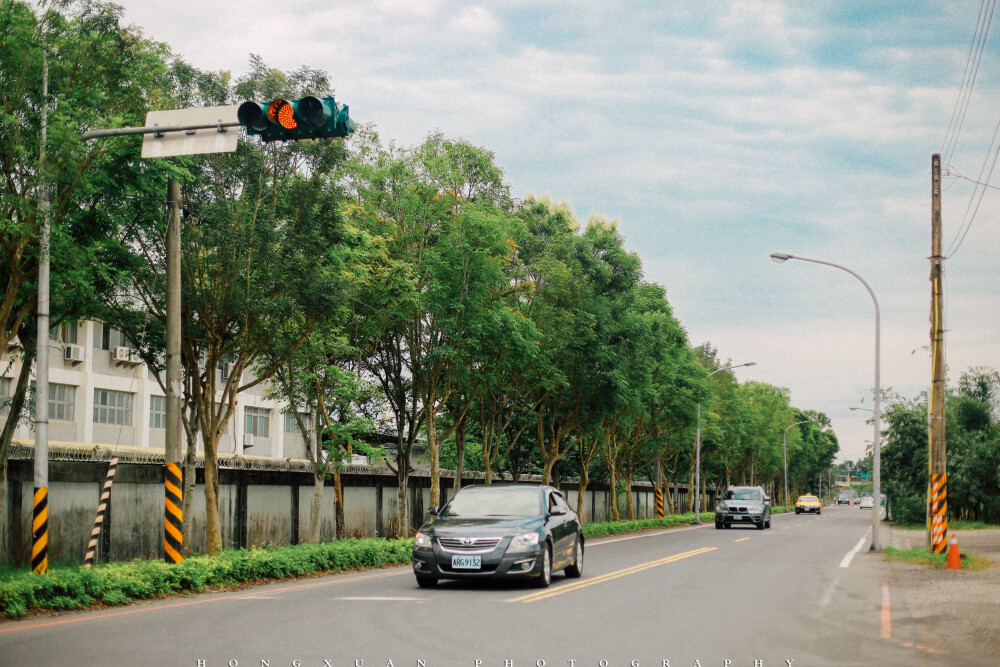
947, 532, 962, 570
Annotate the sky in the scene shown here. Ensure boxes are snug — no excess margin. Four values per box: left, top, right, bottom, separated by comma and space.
116, 0, 1000, 463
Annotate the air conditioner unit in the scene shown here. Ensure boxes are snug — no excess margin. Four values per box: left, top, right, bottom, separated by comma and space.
113, 346, 140, 365
243, 433, 255, 448
64, 344, 84, 363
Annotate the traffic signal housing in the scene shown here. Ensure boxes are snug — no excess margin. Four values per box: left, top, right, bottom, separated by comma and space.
237, 96, 356, 142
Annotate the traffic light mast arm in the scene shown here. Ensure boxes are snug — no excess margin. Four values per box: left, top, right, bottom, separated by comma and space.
82, 121, 241, 141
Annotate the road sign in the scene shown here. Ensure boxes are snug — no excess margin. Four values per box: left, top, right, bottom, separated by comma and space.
141, 105, 240, 158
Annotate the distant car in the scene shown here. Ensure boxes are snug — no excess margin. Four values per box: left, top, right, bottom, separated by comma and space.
795, 494, 822, 514
859, 496, 874, 509
853, 498, 861, 505
715, 485, 771, 529
837, 494, 851, 505
411, 484, 583, 589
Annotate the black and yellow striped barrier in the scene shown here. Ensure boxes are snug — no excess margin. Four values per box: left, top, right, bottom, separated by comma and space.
164, 462, 183, 563
654, 487, 664, 518
32, 487, 48, 574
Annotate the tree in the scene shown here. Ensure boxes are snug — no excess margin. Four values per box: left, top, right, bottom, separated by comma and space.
0, 0, 171, 562
103, 58, 355, 555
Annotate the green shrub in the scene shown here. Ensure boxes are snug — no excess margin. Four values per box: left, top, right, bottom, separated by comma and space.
0, 537, 414, 620
2, 519, 690, 620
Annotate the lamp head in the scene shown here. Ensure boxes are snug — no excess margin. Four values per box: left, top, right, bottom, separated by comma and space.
770, 252, 792, 264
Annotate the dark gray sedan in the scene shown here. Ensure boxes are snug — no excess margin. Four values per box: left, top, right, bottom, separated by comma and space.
411, 484, 584, 588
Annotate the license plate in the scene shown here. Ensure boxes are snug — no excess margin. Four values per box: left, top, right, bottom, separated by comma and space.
451, 555, 481, 569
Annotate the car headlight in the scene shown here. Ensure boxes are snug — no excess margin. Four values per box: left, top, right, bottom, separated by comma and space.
414, 531, 432, 548
508, 532, 540, 551
748, 504, 763, 514
716, 503, 727, 512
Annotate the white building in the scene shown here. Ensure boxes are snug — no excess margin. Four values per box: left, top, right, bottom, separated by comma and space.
1, 320, 312, 459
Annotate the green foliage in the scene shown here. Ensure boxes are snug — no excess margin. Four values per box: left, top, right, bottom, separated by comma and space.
882, 368, 1000, 524
582, 513, 700, 538
0, 538, 414, 619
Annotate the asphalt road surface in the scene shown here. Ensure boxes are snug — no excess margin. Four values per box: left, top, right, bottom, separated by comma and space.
0, 504, 983, 666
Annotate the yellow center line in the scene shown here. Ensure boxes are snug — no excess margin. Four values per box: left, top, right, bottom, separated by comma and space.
734, 537, 750, 543
507, 547, 716, 604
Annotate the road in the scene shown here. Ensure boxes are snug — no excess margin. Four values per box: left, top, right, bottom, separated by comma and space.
0, 504, 984, 666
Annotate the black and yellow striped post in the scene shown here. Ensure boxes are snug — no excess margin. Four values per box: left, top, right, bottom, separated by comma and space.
164, 462, 183, 563
32, 487, 49, 574
655, 487, 664, 519
84, 457, 119, 568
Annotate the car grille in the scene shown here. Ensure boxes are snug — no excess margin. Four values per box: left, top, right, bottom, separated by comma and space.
438, 537, 502, 554
730, 506, 748, 513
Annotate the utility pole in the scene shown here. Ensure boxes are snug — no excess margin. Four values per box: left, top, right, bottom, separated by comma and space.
163, 179, 183, 564
32, 48, 51, 575
929, 154, 947, 554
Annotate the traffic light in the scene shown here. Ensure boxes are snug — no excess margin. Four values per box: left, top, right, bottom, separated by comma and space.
237, 96, 356, 142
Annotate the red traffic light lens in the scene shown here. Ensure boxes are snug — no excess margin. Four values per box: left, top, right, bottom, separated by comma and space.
267, 99, 297, 130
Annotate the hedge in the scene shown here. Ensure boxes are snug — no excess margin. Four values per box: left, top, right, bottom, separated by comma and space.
0, 537, 414, 619
1, 514, 706, 620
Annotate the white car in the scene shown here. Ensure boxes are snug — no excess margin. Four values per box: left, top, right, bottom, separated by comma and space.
859, 496, 874, 509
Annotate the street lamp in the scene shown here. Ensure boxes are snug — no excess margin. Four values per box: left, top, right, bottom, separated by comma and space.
783, 419, 814, 512
770, 251, 882, 550
695, 361, 757, 524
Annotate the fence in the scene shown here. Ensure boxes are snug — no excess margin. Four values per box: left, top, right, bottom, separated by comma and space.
2, 442, 707, 566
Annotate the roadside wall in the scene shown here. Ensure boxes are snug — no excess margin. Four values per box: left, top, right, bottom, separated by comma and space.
3, 454, 702, 567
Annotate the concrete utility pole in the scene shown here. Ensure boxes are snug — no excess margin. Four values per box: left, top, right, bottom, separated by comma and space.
929, 154, 948, 554
32, 48, 51, 575
163, 179, 184, 563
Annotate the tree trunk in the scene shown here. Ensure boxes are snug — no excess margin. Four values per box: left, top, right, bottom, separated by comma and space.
333, 466, 345, 539
0, 350, 33, 564
310, 466, 325, 543
426, 400, 440, 510
608, 465, 620, 522
452, 417, 465, 493
203, 442, 222, 555
625, 478, 635, 520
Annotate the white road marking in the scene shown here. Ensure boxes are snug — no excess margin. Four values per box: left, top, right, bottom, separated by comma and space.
818, 575, 840, 608
840, 531, 870, 568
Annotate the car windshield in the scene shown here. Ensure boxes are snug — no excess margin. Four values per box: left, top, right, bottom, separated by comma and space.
439, 487, 542, 518
724, 488, 762, 501
800, 496, 818, 502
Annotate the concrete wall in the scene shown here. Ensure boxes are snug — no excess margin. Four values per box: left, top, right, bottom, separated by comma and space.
4, 458, 698, 567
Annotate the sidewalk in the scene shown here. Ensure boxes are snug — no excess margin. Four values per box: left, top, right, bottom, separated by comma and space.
881, 524, 1000, 663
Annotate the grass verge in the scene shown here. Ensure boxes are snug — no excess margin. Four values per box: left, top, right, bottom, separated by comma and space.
884, 545, 990, 570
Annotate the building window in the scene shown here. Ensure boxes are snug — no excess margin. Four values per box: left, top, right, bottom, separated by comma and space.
284, 411, 309, 436
93, 322, 132, 350
48, 383, 76, 421
50, 323, 78, 344
94, 389, 132, 426
1, 378, 11, 416
245, 406, 270, 438
28, 382, 77, 421
150, 395, 166, 429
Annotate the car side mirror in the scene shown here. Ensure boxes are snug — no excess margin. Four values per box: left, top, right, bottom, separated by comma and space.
427, 506, 439, 517
549, 505, 567, 517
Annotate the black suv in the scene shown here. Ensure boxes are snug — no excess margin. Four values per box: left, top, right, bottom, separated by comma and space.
715, 485, 771, 529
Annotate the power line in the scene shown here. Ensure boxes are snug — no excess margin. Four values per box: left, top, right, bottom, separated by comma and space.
941, 0, 996, 165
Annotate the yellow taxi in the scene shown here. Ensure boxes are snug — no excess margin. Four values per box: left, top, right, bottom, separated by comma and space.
794, 494, 822, 515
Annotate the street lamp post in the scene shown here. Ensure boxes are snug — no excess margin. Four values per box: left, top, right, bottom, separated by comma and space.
770, 251, 882, 550
695, 361, 756, 524
783, 420, 812, 512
